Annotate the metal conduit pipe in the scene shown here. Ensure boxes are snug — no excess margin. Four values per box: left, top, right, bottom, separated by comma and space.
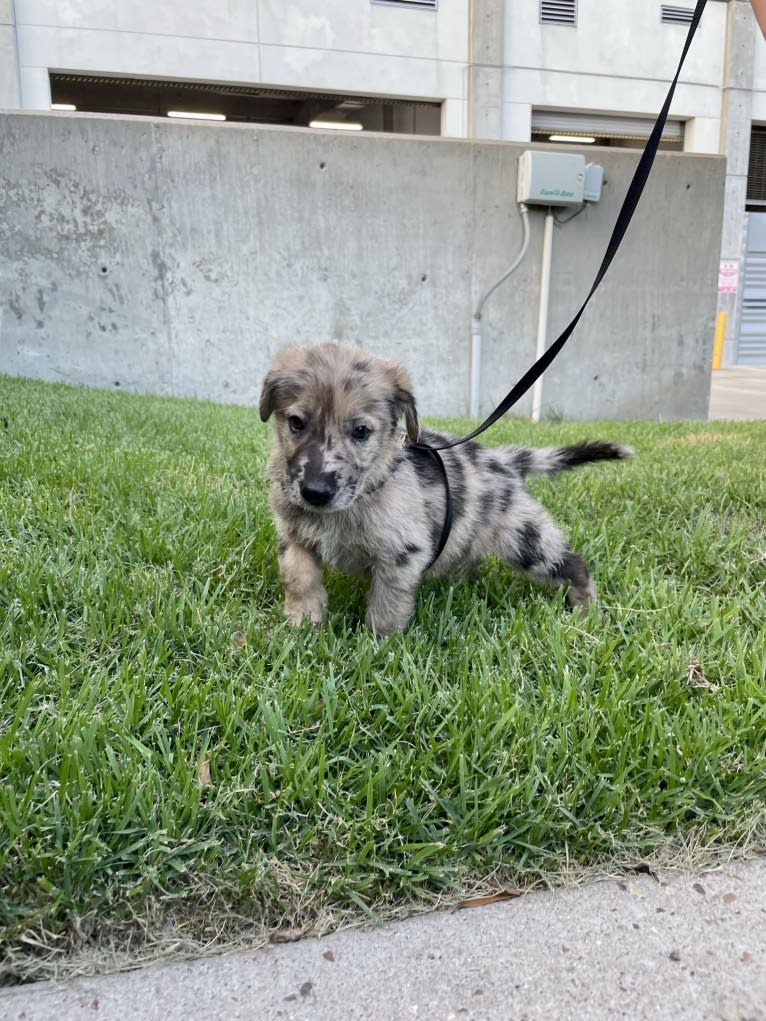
470, 202, 531, 419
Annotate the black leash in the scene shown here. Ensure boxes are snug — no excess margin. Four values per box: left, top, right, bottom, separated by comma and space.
416, 0, 708, 568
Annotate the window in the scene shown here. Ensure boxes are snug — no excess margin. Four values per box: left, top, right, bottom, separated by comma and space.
48, 73, 442, 135
661, 5, 695, 24
540, 1, 576, 26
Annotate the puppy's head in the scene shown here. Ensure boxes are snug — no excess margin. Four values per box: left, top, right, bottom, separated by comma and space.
260, 344, 419, 512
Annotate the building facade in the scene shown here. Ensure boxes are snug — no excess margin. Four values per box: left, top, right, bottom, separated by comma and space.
2, 0, 765, 363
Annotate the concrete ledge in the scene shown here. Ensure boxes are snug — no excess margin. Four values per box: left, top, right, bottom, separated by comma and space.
0, 112, 725, 419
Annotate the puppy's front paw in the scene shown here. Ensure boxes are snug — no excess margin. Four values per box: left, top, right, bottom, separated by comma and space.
365, 576, 418, 635
284, 591, 328, 627
364, 602, 413, 636
364, 613, 405, 636
278, 539, 327, 627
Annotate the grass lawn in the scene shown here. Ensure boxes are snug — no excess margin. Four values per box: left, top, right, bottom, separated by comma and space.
0, 374, 764, 983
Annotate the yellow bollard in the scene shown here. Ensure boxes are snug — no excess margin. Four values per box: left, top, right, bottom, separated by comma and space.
712, 310, 727, 370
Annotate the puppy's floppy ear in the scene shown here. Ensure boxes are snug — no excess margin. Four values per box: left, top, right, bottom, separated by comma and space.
259, 370, 292, 422
259, 371, 277, 422
388, 363, 420, 443
261, 346, 307, 421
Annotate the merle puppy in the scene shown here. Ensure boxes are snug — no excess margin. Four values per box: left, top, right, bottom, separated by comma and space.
260, 343, 632, 635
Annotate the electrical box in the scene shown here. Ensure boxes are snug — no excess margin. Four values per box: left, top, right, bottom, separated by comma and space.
517, 150, 585, 207
584, 162, 604, 203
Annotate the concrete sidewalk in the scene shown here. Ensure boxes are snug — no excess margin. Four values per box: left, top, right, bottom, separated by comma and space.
708, 365, 766, 419
3, 857, 765, 1021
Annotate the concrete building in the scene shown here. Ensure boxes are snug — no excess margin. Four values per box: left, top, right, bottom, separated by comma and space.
2, 0, 765, 366
0, 1, 762, 415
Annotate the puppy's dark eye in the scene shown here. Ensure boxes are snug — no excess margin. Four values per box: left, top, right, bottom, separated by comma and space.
351, 424, 373, 442
288, 415, 305, 434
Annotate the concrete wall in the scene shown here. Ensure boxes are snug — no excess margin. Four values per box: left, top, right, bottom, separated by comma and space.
0, 0, 20, 108
0, 111, 725, 419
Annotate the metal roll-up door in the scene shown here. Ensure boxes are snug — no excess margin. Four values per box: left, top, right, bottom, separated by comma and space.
531, 111, 684, 145
738, 212, 766, 365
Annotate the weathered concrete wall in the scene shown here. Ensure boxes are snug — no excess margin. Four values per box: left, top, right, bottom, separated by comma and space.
0, 111, 724, 419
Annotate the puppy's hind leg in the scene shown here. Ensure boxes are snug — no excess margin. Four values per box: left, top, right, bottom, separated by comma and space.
494, 505, 596, 612
279, 540, 328, 626
548, 550, 596, 611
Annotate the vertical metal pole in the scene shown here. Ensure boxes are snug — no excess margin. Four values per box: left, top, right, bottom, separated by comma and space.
531, 209, 554, 422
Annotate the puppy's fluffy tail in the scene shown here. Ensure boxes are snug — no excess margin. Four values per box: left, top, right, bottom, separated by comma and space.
509, 440, 634, 477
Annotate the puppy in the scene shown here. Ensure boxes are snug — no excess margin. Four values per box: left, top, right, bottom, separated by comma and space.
260, 343, 632, 635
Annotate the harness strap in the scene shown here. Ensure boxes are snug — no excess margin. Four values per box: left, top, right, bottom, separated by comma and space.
411, 440, 454, 566
418, 0, 708, 569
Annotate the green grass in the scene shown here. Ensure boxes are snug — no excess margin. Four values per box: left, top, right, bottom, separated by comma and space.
1, 375, 764, 982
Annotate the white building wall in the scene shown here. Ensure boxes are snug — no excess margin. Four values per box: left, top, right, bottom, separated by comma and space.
751, 29, 766, 121
502, 0, 728, 153
9, 1, 762, 151
12, 0, 470, 129
0, 0, 21, 108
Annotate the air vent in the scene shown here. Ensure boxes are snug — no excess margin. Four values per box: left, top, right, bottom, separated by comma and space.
372, 0, 437, 9
747, 126, 766, 203
540, 1, 576, 25
661, 5, 694, 24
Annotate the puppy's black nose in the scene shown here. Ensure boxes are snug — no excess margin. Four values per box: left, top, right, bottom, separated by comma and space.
300, 478, 336, 507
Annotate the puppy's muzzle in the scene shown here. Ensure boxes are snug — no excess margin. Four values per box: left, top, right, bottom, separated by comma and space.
300, 472, 337, 508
